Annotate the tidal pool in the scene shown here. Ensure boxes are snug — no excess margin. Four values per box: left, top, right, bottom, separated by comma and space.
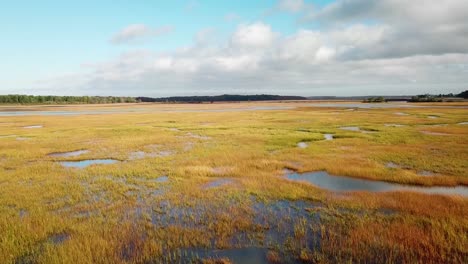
128, 149, 174, 160
181, 248, 270, 264
418, 170, 435, 176
147, 197, 321, 263
59, 159, 118, 168
339, 126, 360, 131
286, 171, 468, 196
23, 125, 43, 129
47, 233, 70, 245
324, 134, 333, 140
385, 162, 401, 169
395, 112, 410, 116
421, 131, 450, 136
154, 176, 169, 183
384, 124, 406, 127
340, 127, 376, 133
48, 150, 89, 157
203, 178, 234, 189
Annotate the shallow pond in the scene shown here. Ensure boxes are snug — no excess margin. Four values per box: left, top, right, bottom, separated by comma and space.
182, 247, 271, 264
23, 125, 43, 129
128, 149, 173, 160
48, 150, 89, 157
47, 233, 70, 245
395, 112, 410, 116
339, 126, 360, 131
420, 131, 450, 136
324, 134, 333, 140
286, 171, 468, 196
385, 162, 401, 169
297, 142, 308, 148
146, 197, 323, 263
384, 124, 406, 127
154, 176, 169, 183
418, 170, 435, 176
339, 127, 376, 133
60, 159, 118, 168
203, 178, 234, 189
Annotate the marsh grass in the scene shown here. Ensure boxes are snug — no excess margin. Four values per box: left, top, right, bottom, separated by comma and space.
0, 102, 467, 263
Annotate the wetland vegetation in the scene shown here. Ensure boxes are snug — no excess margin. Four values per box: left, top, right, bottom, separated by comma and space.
0, 102, 467, 263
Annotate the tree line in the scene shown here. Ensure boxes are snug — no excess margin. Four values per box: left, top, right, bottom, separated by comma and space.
0, 95, 138, 104
363, 96, 386, 103
409, 90, 467, 102
1, 91, 465, 104
137, 94, 307, 103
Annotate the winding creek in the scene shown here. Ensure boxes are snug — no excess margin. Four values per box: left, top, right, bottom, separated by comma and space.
286, 171, 468, 196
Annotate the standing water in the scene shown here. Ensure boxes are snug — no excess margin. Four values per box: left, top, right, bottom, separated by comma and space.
60, 159, 118, 168
286, 171, 468, 196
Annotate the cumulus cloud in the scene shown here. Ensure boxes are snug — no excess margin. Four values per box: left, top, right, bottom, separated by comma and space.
231, 22, 277, 48
304, 0, 468, 58
307, 0, 468, 26
37, 1, 468, 96
111, 24, 174, 44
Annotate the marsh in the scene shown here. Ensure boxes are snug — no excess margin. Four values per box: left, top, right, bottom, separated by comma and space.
1, 101, 467, 263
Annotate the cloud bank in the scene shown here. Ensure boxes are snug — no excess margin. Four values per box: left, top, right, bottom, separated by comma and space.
40, 0, 468, 96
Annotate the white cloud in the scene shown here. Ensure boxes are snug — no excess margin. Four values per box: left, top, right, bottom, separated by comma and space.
231, 22, 276, 48
277, 30, 322, 61
111, 24, 174, 44
33, 2, 468, 96
315, 46, 336, 62
304, 0, 468, 57
215, 55, 259, 72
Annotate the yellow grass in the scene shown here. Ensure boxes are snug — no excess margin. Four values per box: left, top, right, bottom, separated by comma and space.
0, 102, 467, 263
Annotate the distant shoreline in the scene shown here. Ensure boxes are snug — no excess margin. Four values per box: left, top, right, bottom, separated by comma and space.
0, 93, 465, 105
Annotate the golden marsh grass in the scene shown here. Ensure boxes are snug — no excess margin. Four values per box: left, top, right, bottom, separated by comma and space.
0, 102, 467, 263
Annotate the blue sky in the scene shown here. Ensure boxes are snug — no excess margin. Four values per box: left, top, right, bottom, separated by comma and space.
1, 0, 467, 96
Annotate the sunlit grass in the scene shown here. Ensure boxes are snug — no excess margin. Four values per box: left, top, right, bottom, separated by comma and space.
0, 102, 467, 263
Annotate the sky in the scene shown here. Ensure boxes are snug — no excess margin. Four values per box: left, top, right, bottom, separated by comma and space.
1, 0, 468, 96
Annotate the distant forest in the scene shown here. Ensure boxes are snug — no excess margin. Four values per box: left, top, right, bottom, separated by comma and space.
409, 90, 467, 102
0, 91, 465, 104
0, 95, 138, 104
137, 94, 307, 103
0, 94, 305, 104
